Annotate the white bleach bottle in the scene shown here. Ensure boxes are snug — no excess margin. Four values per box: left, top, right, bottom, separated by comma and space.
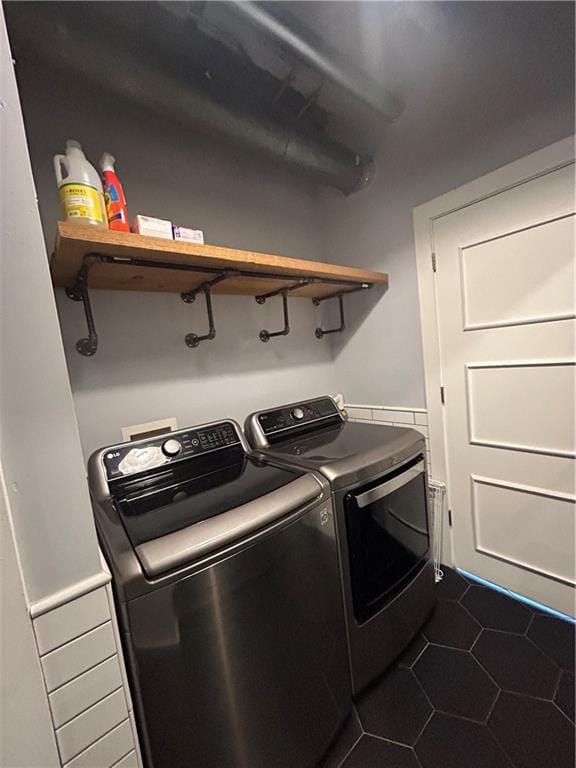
53, 140, 107, 228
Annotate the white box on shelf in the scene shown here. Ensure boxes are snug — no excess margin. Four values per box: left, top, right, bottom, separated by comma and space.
173, 226, 204, 244
132, 215, 173, 239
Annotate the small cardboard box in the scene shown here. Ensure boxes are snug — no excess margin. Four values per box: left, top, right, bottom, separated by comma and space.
132, 215, 173, 239
173, 226, 204, 244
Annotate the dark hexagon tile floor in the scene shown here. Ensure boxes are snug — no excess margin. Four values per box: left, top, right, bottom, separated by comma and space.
396, 633, 428, 670
435, 567, 469, 601
414, 644, 498, 721
356, 667, 432, 746
320, 565, 575, 768
340, 736, 420, 768
555, 672, 575, 724
416, 712, 513, 768
462, 585, 532, 633
422, 599, 481, 649
527, 614, 575, 673
472, 629, 560, 699
489, 691, 575, 768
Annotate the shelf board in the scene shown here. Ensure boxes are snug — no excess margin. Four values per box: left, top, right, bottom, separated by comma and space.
51, 222, 388, 299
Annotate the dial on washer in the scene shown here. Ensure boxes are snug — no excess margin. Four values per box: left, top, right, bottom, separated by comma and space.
162, 438, 182, 457
291, 407, 305, 421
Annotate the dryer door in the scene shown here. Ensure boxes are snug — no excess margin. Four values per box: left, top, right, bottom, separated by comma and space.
345, 454, 430, 623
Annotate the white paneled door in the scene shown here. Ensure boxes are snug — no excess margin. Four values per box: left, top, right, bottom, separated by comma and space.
433, 162, 575, 615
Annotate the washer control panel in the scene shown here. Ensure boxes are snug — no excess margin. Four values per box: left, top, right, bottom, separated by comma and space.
103, 421, 240, 480
257, 397, 342, 438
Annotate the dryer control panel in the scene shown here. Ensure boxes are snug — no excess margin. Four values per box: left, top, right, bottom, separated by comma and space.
250, 397, 344, 445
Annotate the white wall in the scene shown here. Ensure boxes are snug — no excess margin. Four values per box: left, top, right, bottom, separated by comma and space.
0, 474, 60, 768
0, 12, 101, 605
15, 65, 338, 458
319, 98, 575, 408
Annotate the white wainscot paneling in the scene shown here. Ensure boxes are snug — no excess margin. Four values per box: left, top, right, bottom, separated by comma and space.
466, 362, 575, 457
57, 689, 128, 764
64, 719, 134, 768
112, 752, 139, 768
42, 621, 117, 692
471, 476, 575, 585
461, 214, 575, 330
34, 588, 110, 655
50, 655, 123, 728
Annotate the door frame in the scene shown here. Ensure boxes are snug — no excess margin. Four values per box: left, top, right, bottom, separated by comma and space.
412, 136, 575, 565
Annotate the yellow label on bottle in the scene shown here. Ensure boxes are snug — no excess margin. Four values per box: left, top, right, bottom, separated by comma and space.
59, 183, 105, 224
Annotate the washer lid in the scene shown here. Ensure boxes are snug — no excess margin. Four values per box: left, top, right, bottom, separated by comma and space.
115, 455, 309, 548
134, 472, 323, 578
257, 421, 425, 489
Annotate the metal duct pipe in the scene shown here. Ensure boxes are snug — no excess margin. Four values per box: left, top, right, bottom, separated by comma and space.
12, 11, 373, 194
229, 1, 403, 122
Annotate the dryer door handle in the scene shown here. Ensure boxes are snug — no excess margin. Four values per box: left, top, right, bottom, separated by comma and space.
354, 460, 425, 509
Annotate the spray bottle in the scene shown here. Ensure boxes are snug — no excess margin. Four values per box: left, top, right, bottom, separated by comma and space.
53, 140, 107, 228
100, 153, 130, 232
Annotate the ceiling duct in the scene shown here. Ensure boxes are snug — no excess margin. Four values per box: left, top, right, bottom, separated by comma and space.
228, 1, 403, 122
8, 4, 375, 195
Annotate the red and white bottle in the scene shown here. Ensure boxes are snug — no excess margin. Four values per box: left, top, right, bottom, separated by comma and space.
100, 153, 130, 231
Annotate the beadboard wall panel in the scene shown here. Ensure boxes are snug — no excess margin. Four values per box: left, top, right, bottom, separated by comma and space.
32, 584, 142, 768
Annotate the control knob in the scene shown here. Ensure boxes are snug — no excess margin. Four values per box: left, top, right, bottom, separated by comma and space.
291, 407, 305, 421
162, 438, 182, 457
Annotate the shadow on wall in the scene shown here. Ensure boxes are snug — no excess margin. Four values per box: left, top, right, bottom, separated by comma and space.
56, 289, 336, 390
321, 283, 389, 347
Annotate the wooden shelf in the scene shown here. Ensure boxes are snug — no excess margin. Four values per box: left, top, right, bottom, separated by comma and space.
51, 221, 388, 299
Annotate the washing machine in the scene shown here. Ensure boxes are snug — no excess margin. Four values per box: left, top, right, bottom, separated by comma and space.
245, 396, 435, 695
88, 419, 350, 768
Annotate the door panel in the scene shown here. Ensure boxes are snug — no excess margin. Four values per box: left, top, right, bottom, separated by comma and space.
461, 215, 575, 330
466, 362, 574, 457
471, 475, 575, 584
433, 162, 575, 615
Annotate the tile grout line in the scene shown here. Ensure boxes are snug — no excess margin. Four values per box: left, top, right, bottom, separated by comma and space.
362, 731, 419, 750
332, 704, 365, 768
431, 706, 495, 727
465, 644, 505, 693
411, 668, 435, 712
471, 625, 531, 637
412, 709, 435, 748
398, 639, 429, 670
523, 630, 567, 676
333, 706, 364, 768
482, 687, 502, 725
551, 697, 576, 726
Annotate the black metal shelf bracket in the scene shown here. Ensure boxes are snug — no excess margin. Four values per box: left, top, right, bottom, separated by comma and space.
181, 271, 237, 348
255, 280, 310, 342
65, 253, 105, 356
312, 283, 370, 339
64, 253, 373, 355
